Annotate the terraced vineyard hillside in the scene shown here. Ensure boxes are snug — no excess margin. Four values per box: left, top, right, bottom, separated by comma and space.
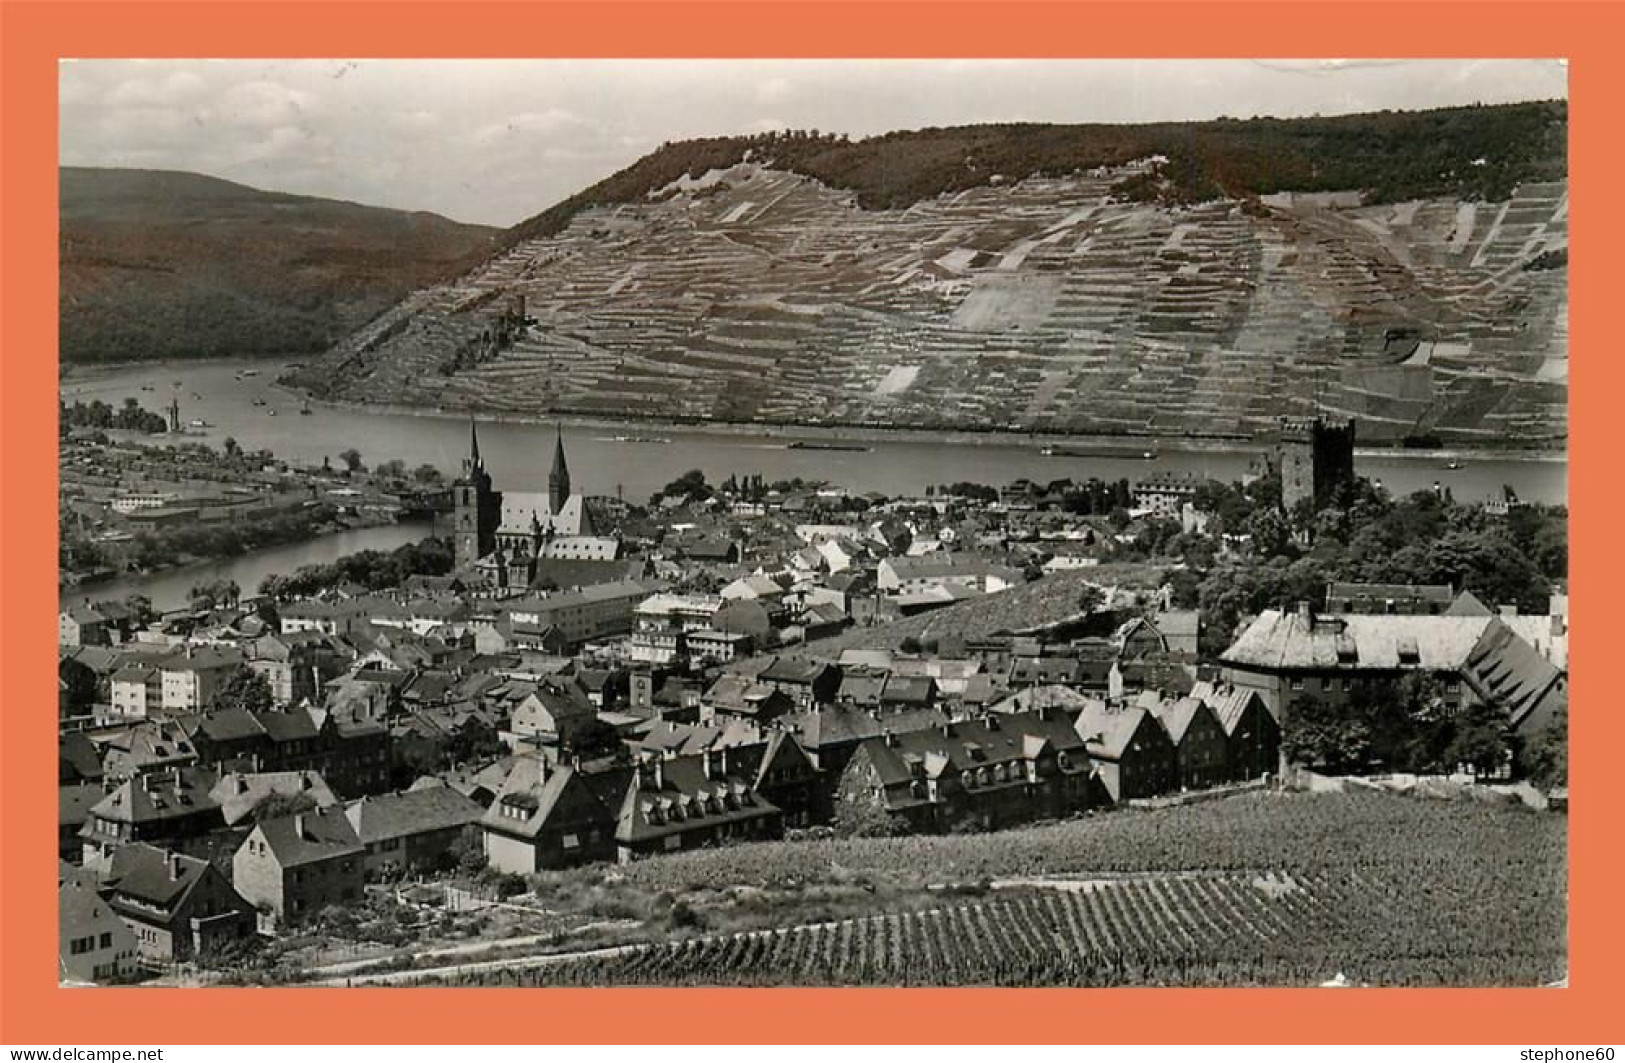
297, 107, 1568, 445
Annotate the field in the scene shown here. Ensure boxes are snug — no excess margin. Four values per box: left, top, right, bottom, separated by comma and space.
403, 790, 1567, 988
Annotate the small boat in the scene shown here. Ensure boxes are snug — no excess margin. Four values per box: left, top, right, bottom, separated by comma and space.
300, 400, 312, 416
140, 384, 154, 392
1041, 443, 1159, 460
252, 398, 267, 407
192, 392, 203, 400
188, 419, 210, 429
240, 369, 260, 378
172, 380, 183, 387
267, 409, 278, 417
786, 441, 871, 452
612, 434, 668, 444
1443, 460, 1466, 470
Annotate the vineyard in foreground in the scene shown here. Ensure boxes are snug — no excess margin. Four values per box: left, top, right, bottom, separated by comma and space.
406, 792, 1566, 987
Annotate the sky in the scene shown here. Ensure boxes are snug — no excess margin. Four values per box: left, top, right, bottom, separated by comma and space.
59, 58, 1567, 228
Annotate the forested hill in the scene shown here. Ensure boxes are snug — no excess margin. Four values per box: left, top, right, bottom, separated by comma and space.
502, 101, 1568, 250
59, 168, 499, 363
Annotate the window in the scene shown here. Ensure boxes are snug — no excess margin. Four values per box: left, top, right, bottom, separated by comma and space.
1289, 677, 1305, 691
99, 932, 112, 948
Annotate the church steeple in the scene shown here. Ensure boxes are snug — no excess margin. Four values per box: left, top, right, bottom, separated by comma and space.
548, 424, 571, 514
465, 414, 484, 474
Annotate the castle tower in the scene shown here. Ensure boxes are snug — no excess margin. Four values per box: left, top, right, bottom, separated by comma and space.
548, 424, 572, 516
453, 416, 502, 569
1275, 416, 1356, 513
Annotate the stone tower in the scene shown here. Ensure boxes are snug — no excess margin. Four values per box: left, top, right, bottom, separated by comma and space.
453, 416, 502, 569
1275, 416, 1356, 513
548, 424, 571, 516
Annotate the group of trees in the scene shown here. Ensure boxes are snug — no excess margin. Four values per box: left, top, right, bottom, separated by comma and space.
1188, 476, 1565, 658
502, 102, 1565, 255
256, 536, 455, 599
189, 578, 243, 611
61, 396, 170, 435
1282, 675, 1512, 776
117, 503, 346, 572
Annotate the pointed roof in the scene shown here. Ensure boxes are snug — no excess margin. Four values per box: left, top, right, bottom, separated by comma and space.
468, 415, 483, 470
550, 424, 570, 484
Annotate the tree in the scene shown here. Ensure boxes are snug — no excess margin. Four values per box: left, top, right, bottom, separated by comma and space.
211, 665, 274, 714
412, 463, 443, 485
1281, 695, 1372, 773
1076, 584, 1106, 614
122, 594, 157, 628
1520, 708, 1567, 790
189, 578, 241, 611
339, 448, 365, 474
1246, 506, 1294, 560
222, 437, 240, 459
1443, 698, 1512, 777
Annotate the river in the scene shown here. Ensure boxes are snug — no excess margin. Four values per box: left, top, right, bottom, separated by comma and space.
63, 357, 1566, 609
62, 357, 1569, 506
74, 520, 440, 613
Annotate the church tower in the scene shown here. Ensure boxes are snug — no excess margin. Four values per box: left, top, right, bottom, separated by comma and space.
453, 416, 502, 569
548, 424, 572, 516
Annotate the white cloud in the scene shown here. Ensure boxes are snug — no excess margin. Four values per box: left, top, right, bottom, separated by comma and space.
471, 108, 588, 145
219, 80, 318, 128
756, 77, 793, 104
105, 70, 207, 108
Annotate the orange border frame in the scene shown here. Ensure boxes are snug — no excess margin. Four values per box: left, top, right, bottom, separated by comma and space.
1, 0, 1616, 1045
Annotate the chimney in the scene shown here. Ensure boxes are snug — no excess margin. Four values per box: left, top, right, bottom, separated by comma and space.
168, 852, 183, 881
883, 731, 899, 748
940, 721, 956, 738
718, 746, 730, 777
293, 813, 306, 838
652, 758, 664, 790
233, 774, 249, 795
701, 750, 714, 779
300, 772, 313, 791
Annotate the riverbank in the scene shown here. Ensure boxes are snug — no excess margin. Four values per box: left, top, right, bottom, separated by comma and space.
64, 355, 1566, 461
274, 380, 1569, 463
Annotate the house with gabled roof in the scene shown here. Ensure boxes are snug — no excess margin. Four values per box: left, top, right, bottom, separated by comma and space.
59, 862, 138, 984
80, 766, 223, 871
480, 756, 617, 873
1219, 603, 1564, 737
101, 843, 256, 962
752, 656, 843, 709
613, 754, 782, 862
1144, 693, 1230, 791
233, 807, 366, 930
1074, 702, 1176, 802
344, 786, 484, 879
835, 709, 1094, 834
1461, 617, 1568, 739
506, 674, 597, 753
1188, 680, 1281, 780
